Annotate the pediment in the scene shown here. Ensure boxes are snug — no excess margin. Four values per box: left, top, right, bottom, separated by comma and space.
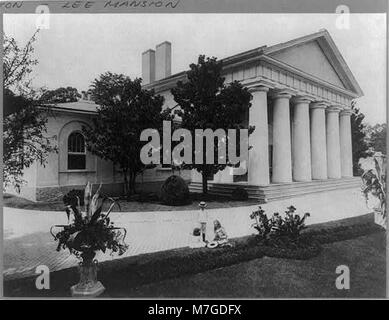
263, 30, 363, 97
269, 40, 346, 88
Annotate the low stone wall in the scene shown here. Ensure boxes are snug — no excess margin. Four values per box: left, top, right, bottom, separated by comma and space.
33, 179, 191, 202
35, 182, 125, 202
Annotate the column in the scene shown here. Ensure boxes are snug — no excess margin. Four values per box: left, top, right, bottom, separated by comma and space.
271, 90, 293, 183
326, 105, 342, 179
291, 96, 313, 181
248, 86, 270, 185
310, 102, 328, 179
339, 108, 353, 177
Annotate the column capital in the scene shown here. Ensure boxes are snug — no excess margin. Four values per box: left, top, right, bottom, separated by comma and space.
340, 108, 353, 116
310, 101, 329, 110
291, 95, 316, 105
247, 80, 274, 93
326, 105, 343, 113
270, 88, 295, 99
248, 85, 271, 93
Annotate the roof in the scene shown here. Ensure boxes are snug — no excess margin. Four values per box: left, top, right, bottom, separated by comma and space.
47, 30, 363, 114
144, 29, 363, 98
46, 100, 98, 114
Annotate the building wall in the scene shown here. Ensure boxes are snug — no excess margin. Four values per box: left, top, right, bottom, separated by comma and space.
13, 109, 191, 202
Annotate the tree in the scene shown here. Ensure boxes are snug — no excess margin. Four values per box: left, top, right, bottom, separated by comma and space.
367, 123, 386, 155
40, 87, 81, 103
3, 31, 57, 191
83, 72, 172, 196
171, 55, 253, 194
350, 101, 370, 176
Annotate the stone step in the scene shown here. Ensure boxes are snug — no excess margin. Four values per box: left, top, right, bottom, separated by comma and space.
189, 177, 362, 202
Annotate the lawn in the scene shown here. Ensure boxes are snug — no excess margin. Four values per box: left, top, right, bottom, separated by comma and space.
125, 232, 386, 298
4, 213, 385, 298
3, 192, 258, 212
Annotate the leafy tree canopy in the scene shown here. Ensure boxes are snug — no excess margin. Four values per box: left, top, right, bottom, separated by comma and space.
366, 123, 386, 155
40, 86, 81, 104
83, 72, 172, 196
171, 55, 253, 194
3, 31, 57, 192
351, 101, 370, 176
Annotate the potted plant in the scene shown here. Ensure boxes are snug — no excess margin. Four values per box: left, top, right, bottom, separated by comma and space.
360, 152, 387, 228
50, 182, 128, 297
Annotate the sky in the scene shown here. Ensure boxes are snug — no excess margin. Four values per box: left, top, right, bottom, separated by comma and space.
4, 13, 386, 125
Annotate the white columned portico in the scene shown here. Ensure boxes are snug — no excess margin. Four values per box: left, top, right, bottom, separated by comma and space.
248, 85, 270, 185
310, 102, 328, 179
339, 108, 353, 177
291, 96, 313, 181
326, 106, 342, 179
271, 90, 293, 183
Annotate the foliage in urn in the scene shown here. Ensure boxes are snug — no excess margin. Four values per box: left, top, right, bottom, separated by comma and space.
52, 182, 128, 258
63, 189, 85, 207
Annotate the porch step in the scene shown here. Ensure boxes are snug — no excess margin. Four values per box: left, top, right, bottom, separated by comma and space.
189, 177, 361, 202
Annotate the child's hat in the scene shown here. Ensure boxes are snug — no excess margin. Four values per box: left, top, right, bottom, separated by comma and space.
199, 201, 207, 208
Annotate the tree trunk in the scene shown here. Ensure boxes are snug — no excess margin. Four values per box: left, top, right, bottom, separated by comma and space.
123, 171, 129, 197
202, 171, 208, 195
129, 172, 136, 195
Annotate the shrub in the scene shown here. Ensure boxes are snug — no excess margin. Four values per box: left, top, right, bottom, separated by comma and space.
230, 187, 249, 200
63, 189, 84, 207
160, 175, 190, 206
279, 206, 310, 239
360, 153, 386, 218
250, 205, 310, 242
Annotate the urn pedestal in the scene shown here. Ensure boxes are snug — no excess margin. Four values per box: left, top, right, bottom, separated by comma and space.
374, 208, 387, 229
71, 251, 105, 297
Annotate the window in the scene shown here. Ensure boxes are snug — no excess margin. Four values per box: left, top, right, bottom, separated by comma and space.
68, 132, 86, 170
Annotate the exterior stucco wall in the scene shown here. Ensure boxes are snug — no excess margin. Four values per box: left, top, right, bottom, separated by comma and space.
18, 108, 192, 201
30, 110, 126, 201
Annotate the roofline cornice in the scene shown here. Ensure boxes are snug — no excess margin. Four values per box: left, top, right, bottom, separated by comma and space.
143, 53, 360, 99
38, 105, 97, 115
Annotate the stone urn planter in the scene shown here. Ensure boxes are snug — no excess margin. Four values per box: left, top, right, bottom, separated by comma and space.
373, 208, 387, 229
71, 250, 105, 297
51, 182, 128, 298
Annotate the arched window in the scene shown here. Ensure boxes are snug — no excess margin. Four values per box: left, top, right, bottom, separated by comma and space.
68, 132, 86, 170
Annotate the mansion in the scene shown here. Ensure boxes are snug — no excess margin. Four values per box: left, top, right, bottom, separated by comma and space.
11, 29, 363, 202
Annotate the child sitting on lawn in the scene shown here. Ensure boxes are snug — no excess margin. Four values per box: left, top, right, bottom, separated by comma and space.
213, 219, 231, 247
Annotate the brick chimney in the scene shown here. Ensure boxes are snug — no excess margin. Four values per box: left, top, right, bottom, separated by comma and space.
155, 41, 171, 81
142, 49, 156, 85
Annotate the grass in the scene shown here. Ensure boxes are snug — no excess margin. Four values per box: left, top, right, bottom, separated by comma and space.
3, 213, 384, 297
126, 232, 386, 298
3, 192, 258, 212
